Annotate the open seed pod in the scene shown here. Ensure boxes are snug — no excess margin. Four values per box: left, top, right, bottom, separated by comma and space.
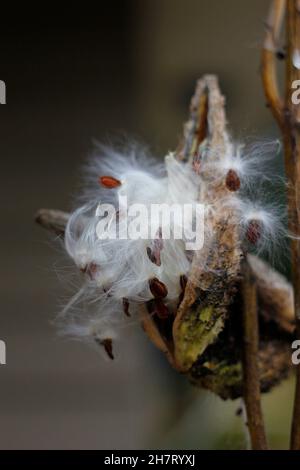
36, 75, 295, 400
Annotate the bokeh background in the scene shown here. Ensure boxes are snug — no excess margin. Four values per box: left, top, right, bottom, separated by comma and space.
0, 0, 294, 449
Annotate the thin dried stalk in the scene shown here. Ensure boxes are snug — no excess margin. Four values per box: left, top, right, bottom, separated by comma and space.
242, 261, 268, 450
285, 0, 300, 450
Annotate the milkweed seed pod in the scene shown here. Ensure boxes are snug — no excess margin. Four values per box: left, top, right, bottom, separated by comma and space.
36, 75, 294, 399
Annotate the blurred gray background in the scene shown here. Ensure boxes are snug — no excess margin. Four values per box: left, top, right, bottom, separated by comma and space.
0, 0, 294, 449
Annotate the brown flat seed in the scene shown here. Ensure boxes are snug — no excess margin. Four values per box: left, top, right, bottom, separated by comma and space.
154, 230, 163, 251
99, 175, 122, 188
122, 298, 130, 317
146, 246, 161, 266
146, 228, 163, 266
149, 277, 168, 298
154, 299, 170, 319
225, 169, 241, 191
246, 220, 261, 244
100, 338, 114, 360
147, 246, 155, 263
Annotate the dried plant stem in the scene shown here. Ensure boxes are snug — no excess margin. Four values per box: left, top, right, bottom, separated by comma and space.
241, 261, 268, 450
286, 0, 300, 450
262, 0, 300, 450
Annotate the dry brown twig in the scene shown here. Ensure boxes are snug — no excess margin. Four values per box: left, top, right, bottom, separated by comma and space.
241, 261, 268, 450
262, 0, 300, 450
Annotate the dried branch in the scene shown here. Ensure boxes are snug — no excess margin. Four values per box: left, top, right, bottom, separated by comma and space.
285, 0, 300, 450
262, 0, 300, 449
241, 261, 268, 450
